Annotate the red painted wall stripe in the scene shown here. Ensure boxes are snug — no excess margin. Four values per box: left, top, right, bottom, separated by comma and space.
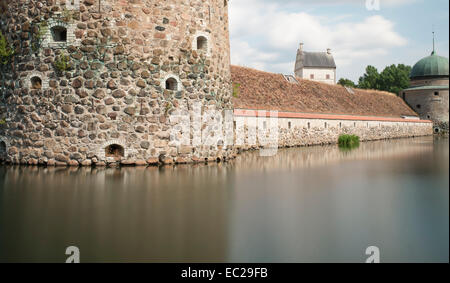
234, 109, 433, 124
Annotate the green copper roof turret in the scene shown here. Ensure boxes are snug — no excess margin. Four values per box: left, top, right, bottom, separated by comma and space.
410, 52, 449, 79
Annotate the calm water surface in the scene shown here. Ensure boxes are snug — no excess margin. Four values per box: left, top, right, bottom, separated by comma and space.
0, 137, 448, 263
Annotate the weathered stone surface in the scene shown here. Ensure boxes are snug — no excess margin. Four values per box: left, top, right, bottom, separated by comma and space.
1, 0, 430, 169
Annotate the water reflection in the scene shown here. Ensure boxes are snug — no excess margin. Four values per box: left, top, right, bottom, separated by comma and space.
0, 137, 448, 262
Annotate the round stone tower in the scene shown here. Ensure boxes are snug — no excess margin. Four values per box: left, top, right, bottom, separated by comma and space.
402, 47, 449, 134
0, 0, 235, 166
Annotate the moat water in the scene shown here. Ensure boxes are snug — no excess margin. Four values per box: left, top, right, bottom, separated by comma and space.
0, 137, 448, 263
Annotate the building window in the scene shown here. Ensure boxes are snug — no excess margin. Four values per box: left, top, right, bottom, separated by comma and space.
31, 76, 42, 89
307, 122, 311, 129
165, 77, 178, 91
288, 121, 292, 129
263, 121, 267, 129
310, 74, 315, 79
434, 92, 439, 96
326, 74, 331, 80
416, 104, 421, 109
324, 122, 327, 129
51, 26, 67, 42
196, 36, 208, 51
402, 92, 406, 100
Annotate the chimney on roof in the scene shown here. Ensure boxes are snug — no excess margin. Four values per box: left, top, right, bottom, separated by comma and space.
327, 48, 332, 55
299, 43, 304, 52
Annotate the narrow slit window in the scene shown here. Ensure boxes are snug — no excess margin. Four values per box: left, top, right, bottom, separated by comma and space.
197, 36, 208, 51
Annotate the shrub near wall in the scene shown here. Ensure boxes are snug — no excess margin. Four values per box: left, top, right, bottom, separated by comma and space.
338, 134, 360, 148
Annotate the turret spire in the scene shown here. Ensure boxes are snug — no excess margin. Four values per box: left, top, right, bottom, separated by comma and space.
432, 27, 436, 55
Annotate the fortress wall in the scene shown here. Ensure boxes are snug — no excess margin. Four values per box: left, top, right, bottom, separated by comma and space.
234, 110, 433, 150
0, 0, 235, 166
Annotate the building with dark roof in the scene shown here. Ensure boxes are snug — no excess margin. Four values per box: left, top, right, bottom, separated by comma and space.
294, 43, 337, 85
401, 40, 449, 133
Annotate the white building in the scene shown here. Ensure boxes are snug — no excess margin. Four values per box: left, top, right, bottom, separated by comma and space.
294, 43, 336, 85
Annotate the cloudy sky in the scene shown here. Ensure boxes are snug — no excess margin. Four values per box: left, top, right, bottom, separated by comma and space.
229, 0, 450, 82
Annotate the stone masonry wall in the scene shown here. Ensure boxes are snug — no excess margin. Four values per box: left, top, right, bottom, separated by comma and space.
0, 0, 235, 166
234, 113, 433, 152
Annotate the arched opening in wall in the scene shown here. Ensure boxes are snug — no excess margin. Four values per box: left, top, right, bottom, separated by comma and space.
105, 144, 125, 160
434, 127, 440, 134
31, 76, 42, 89
307, 122, 311, 129
197, 36, 208, 51
288, 121, 292, 129
51, 26, 67, 42
0, 141, 6, 161
434, 92, 439, 96
165, 77, 178, 91
427, 115, 432, 119
416, 104, 421, 109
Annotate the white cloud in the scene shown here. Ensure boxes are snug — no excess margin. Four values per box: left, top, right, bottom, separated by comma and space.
229, 0, 409, 80
258, 0, 416, 7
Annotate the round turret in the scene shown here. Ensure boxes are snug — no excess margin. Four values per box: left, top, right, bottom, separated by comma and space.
402, 48, 449, 133
0, 0, 235, 166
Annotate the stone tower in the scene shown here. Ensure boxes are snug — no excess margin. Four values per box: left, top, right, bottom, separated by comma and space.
402, 41, 449, 134
0, 0, 235, 166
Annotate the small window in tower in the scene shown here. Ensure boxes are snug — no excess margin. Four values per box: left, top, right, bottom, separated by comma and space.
31, 76, 42, 89
197, 36, 208, 52
51, 26, 67, 42
310, 74, 315, 79
165, 77, 178, 91
326, 74, 331, 80
416, 104, 421, 109
434, 92, 439, 96
288, 121, 292, 129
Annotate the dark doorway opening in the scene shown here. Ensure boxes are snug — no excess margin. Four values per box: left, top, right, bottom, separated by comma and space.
105, 144, 124, 160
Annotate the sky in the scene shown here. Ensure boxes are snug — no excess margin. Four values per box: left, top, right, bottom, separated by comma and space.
229, 0, 450, 82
